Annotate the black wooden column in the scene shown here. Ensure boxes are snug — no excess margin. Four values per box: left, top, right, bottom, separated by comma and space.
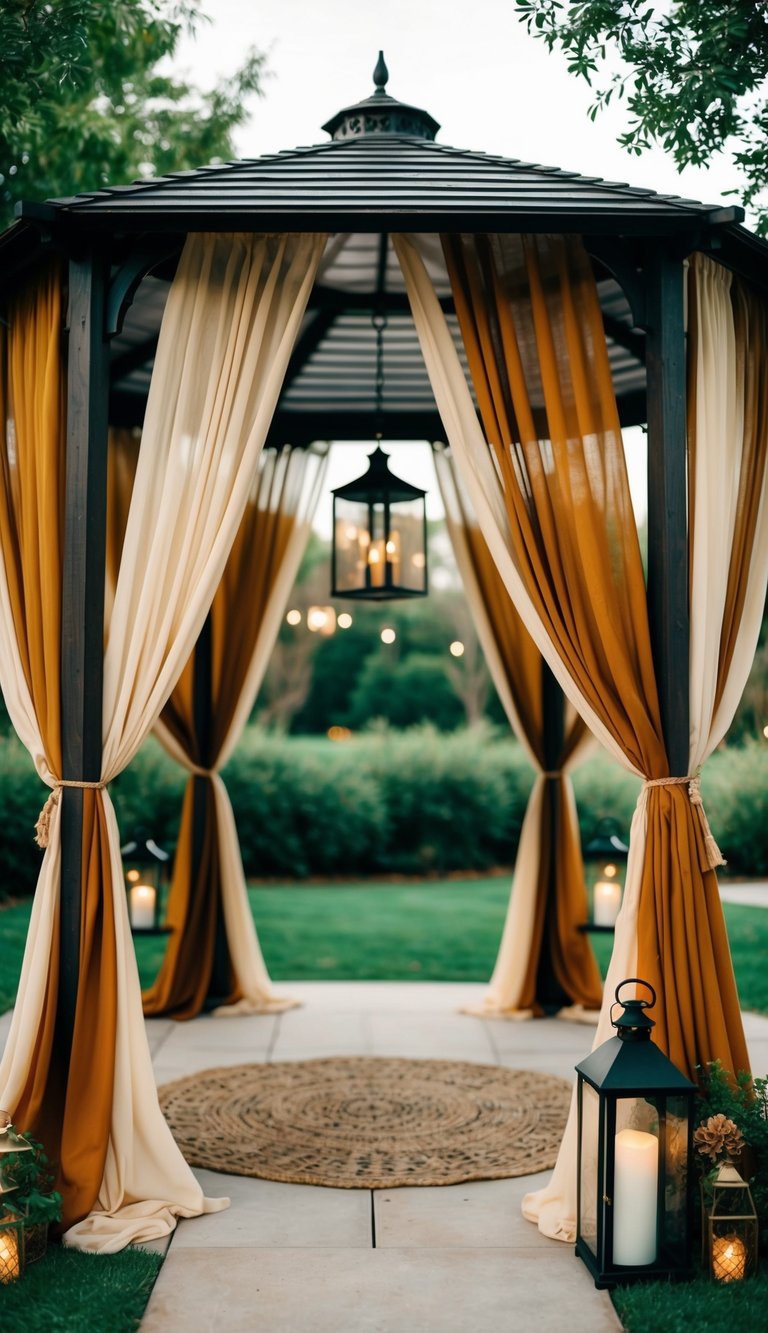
60, 246, 111, 1049
643, 247, 690, 775
191, 612, 230, 1005
535, 659, 569, 1011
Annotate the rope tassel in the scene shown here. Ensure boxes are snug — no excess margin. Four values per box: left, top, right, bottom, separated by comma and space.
34, 779, 107, 849
644, 772, 726, 870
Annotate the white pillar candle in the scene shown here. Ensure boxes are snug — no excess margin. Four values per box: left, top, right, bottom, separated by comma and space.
0, 1229, 20, 1282
613, 1128, 658, 1266
129, 883, 156, 930
594, 879, 622, 927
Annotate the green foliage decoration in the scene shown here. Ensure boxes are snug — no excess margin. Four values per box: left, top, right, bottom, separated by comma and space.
696, 1060, 768, 1245
0, 0, 266, 228
514, 0, 768, 234
4, 1133, 62, 1227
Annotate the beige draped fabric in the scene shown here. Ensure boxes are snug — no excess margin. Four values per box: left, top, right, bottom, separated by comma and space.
1, 232, 325, 1252
395, 231, 760, 1241
143, 444, 328, 1019
433, 445, 600, 1017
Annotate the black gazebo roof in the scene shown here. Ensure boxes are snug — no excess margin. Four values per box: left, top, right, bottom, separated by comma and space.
2, 53, 767, 442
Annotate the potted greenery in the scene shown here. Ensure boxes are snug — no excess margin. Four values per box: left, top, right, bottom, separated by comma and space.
4, 1134, 62, 1264
695, 1062, 768, 1247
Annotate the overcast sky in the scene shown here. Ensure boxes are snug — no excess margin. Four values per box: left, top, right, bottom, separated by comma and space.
170, 0, 744, 533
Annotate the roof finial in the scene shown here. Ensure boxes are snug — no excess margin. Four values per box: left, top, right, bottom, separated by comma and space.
373, 51, 389, 95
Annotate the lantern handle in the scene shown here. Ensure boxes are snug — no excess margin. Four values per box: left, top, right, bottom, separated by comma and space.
614, 977, 657, 1010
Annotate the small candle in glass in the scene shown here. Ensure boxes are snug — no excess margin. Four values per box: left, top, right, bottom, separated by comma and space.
129, 883, 156, 930
712, 1233, 747, 1282
0, 1228, 20, 1283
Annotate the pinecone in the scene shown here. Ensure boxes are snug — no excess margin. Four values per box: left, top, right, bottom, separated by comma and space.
693, 1113, 745, 1163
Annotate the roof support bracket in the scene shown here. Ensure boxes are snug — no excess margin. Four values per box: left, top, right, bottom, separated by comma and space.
106, 239, 180, 337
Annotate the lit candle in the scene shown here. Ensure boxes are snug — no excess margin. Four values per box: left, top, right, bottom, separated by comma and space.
385, 530, 401, 584
129, 883, 156, 930
613, 1128, 658, 1266
368, 540, 385, 587
594, 879, 622, 927
0, 1229, 20, 1282
712, 1233, 747, 1282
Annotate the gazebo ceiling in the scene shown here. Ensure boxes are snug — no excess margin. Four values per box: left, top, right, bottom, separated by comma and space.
3, 54, 767, 440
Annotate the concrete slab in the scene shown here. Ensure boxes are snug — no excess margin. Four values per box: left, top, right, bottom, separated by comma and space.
172, 1170, 372, 1250
141, 1247, 621, 1333
374, 1174, 556, 1250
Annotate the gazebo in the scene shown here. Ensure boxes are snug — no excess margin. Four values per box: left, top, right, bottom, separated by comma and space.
0, 54, 766, 1250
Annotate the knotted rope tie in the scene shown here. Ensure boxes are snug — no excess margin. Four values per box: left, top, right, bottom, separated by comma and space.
188, 764, 215, 779
35, 780, 107, 849
541, 771, 562, 779
644, 773, 725, 869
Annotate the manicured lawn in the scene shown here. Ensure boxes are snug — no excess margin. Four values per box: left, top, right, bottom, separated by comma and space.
1, 879, 767, 1026
612, 1264, 768, 1333
0, 1245, 161, 1332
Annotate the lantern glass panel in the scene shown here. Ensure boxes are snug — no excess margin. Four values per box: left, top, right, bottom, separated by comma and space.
334, 499, 373, 594
661, 1096, 690, 1264
394, 499, 427, 592
613, 1097, 659, 1268
578, 1080, 600, 1259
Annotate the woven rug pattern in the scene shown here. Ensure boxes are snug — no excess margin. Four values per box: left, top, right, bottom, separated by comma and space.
159, 1057, 571, 1188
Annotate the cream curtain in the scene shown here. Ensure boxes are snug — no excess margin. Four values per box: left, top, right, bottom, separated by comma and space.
433, 444, 600, 1018
395, 232, 763, 1241
145, 443, 328, 1019
1, 232, 325, 1251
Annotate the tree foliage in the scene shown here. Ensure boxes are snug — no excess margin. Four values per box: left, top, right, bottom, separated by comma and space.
0, 0, 265, 227
515, 1, 768, 233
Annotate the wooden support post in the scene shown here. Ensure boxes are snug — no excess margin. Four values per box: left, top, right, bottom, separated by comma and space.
535, 659, 568, 1011
644, 248, 690, 775
60, 247, 110, 1048
191, 613, 229, 1003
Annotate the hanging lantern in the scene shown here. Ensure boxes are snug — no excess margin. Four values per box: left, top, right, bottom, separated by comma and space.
332, 446, 428, 600
575, 978, 696, 1288
583, 818, 630, 930
702, 1160, 758, 1282
121, 835, 171, 934
331, 311, 427, 600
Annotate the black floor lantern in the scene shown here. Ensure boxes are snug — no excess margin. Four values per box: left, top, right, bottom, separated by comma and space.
575, 978, 696, 1288
331, 310, 428, 601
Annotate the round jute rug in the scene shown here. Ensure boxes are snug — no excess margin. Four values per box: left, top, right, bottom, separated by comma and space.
158, 1057, 571, 1189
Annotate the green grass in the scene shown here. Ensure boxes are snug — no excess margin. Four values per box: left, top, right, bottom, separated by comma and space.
612, 1265, 768, 1332
0, 1245, 161, 1332
2, 881, 768, 1019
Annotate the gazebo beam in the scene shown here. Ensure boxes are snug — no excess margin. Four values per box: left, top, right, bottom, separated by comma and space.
644, 247, 690, 775
60, 246, 111, 1046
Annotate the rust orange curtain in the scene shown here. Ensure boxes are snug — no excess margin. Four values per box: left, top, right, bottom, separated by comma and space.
434, 445, 600, 1015
144, 486, 298, 1019
0, 263, 117, 1229
397, 230, 749, 1082
107, 440, 322, 1020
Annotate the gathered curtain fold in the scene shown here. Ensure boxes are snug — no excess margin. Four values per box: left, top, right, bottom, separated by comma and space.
395, 231, 762, 1241
433, 444, 600, 1017
139, 442, 327, 1019
0, 231, 325, 1251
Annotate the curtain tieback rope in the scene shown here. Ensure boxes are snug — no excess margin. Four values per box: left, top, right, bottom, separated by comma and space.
541, 771, 561, 779
643, 774, 726, 869
188, 764, 215, 778
35, 779, 107, 849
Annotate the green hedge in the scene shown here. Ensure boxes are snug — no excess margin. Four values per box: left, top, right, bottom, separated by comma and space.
0, 730, 765, 897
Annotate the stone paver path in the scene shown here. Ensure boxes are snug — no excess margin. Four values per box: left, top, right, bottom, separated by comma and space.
138, 983, 768, 1332
3, 982, 766, 1330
